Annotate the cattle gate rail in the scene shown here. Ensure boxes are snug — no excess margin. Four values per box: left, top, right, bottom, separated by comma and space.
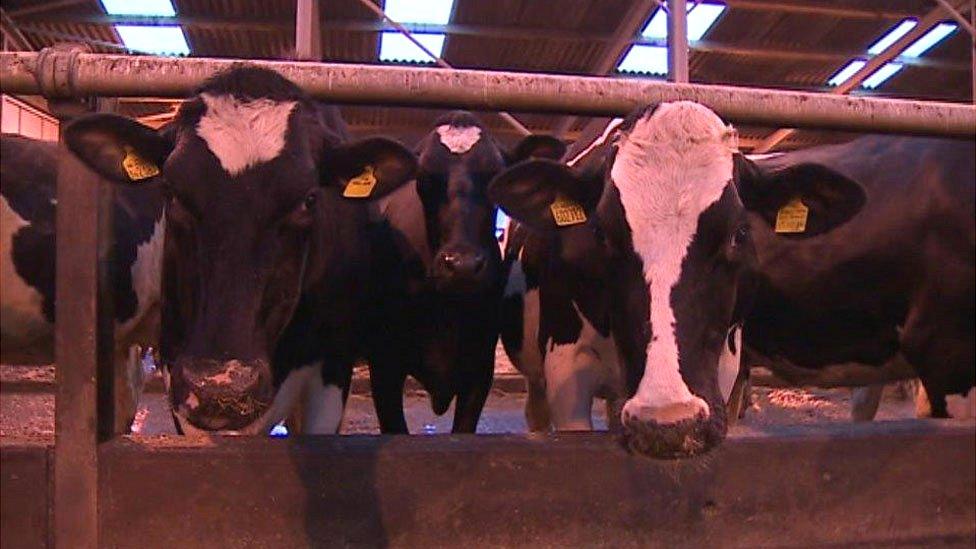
2, 50, 976, 137
0, 49, 974, 548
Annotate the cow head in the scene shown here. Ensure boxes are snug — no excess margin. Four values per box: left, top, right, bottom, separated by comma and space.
64, 66, 416, 433
490, 102, 865, 457
415, 111, 565, 294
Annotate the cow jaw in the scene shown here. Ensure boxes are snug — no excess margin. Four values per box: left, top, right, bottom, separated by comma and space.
612, 102, 738, 445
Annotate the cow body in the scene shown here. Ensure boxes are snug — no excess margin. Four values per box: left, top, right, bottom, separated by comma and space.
492, 102, 867, 457
1, 133, 165, 430
368, 112, 565, 433
64, 66, 418, 435
741, 136, 975, 418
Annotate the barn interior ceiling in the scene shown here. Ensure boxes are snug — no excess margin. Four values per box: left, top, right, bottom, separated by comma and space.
0, 0, 972, 150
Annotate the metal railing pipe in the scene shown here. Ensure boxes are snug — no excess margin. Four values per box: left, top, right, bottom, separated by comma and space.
1, 50, 974, 138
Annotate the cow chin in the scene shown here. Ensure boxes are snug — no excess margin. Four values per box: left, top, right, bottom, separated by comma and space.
620, 401, 727, 459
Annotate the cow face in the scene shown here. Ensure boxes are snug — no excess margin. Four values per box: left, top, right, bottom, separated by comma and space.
490, 102, 865, 457
63, 67, 415, 433
415, 111, 565, 293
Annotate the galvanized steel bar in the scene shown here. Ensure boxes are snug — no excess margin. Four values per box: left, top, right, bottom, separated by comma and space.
54, 142, 114, 549
667, 0, 689, 84
1, 51, 975, 137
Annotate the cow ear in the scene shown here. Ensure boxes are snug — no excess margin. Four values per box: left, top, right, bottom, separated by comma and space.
63, 114, 172, 185
323, 137, 417, 200
489, 158, 602, 232
736, 154, 866, 238
507, 135, 567, 164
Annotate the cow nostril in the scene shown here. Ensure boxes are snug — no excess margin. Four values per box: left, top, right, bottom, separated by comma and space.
440, 252, 462, 271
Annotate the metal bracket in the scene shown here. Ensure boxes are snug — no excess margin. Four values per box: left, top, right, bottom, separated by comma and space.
35, 43, 97, 118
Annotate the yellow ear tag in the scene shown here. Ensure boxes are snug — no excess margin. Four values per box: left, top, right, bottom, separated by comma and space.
121, 147, 160, 181
342, 165, 377, 198
775, 198, 809, 234
550, 194, 587, 227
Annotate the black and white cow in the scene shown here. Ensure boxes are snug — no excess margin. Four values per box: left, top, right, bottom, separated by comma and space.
367, 111, 565, 433
492, 102, 866, 457
736, 133, 975, 420
63, 66, 417, 434
1, 133, 165, 432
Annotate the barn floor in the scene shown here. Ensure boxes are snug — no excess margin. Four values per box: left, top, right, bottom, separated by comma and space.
1, 376, 919, 442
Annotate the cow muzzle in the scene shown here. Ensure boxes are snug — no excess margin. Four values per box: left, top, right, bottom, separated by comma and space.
432, 249, 491, 292
619, 395, 726, 458
171, 358, 274, 431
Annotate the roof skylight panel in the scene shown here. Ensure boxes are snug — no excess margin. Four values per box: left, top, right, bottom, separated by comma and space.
379, 32, 447, 63
100, 0, 176, 17
827, 60, 866, 86
617, 45, 669, 75
901, 23, 957, 57
867, 19, 918, 55
114, 25, 190, 56
383, 0, 454, 25
640, 2, 727, 41
861, 63, 903, 89
379, 0, 454, 63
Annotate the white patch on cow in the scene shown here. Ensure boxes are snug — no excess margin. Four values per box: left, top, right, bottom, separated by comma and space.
303, 370, 344, 434
718, 325, 741, 404
567, 117, 624, 167
613, 102, 739, 426
0, 195, 49, 350
191, 362, 345, 436
196, 93, 297, 176
117, 217, 165, 340
436, 124, 481, 154
947, 387, 976, 419
543, 302, 621, 430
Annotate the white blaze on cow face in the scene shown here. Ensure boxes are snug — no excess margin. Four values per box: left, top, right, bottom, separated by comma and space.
196, 93, 297, 176
436, 124, 481, 154
613, 102, 739, 426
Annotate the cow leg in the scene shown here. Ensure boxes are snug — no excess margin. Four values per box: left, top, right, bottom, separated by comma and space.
544, 348, 597, 431
525, 377, 552, 431
370, 367, 409, 434
850, 384, 884, 422
302, 362, 348, 434
726, 367, 751, 425
114, 344, 147, 434
605, 398, 623, 432
452, 355, 493, 433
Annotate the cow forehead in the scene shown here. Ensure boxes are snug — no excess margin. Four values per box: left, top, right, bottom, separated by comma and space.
436, 124, 482, 154
611, 102, 737, 237
195, 93, 297, 177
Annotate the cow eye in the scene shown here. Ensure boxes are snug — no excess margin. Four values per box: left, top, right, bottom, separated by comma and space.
301, 191, 318, 211
731, 225, 750, 247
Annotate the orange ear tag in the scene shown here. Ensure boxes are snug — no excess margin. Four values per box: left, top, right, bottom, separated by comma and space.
774, 198, 809, 233
121, 146, 160, 181
550, 194, 587, 226
342, 165, 377, 198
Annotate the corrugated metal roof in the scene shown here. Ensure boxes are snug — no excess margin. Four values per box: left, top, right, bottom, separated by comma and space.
2, 0, 971, 149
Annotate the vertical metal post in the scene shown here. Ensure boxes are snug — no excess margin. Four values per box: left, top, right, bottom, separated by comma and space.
54, 144, 115, 549
295, 0, 321, 60
668, 0, 689, 83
